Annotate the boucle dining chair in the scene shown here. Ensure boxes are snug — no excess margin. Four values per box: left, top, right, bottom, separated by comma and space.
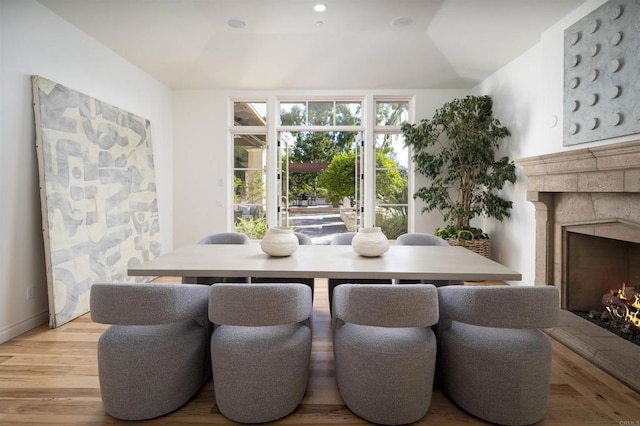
437, 285, 560, 426
327, 232, 391, 314
208, 283, 312, 423
252, 232, 315, 298
189, 231, 250, 284
395, 232, 463, 286
332, 284, 439, 425
90, 283, 212, 420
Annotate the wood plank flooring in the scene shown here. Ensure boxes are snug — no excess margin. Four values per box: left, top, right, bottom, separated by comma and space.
1, 278, 639, 425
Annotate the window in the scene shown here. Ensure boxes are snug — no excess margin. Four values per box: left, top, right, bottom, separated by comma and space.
231, 101, 268, 239
373, 100, 411, 239
279, 100, 361, 126
229, 97, 412, 241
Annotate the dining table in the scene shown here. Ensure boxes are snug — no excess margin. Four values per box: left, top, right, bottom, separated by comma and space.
127, 243, 522, 283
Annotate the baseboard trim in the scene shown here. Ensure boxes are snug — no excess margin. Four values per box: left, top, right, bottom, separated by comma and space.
0, 310, 49, 344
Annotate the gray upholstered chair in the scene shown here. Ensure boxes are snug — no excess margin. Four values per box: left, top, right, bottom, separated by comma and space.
437, 285, 560, 426
198, 231, 250, 245
189, 231, 250, 284
396, 232, 449, 247
333, 284, 439, 425
208, 283, 312, 423
329, 231, 357, 245
252, 232, 315, 298
294, 231, 313, 245
90, 283, 212, 420
328, 232, 391, 314
395, 232, 463, 286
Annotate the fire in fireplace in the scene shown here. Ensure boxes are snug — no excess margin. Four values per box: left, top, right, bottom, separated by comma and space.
575, 283, 640, 346
566, 231, 640, 346
603, 283, 640, 330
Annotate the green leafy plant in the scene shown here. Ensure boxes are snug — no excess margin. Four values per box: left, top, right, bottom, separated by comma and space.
401, 95, 516, 238
234, 215, 267, 239
317, 151, 356, 204
375, 208, 407, 240
433, 225, 487, 241
318, 151, 407, 205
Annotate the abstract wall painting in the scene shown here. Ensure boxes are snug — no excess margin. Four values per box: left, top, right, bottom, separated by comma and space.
563, 0, 640, 146
32, 76, 161, 328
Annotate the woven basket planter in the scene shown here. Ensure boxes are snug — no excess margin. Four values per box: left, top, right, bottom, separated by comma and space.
445, 230, 491, 259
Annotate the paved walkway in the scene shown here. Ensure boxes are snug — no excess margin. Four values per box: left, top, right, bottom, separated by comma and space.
288, 207, 347, 245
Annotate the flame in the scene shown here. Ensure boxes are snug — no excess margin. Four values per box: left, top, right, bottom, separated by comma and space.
606, 283, 640, 329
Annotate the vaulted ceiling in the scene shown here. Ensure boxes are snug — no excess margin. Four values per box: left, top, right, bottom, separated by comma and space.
38, 0, 586, 90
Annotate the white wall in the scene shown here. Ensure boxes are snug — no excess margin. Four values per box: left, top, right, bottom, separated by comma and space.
172, 89, 468, 248
473, 0, 639, 285
0, 0, 174, 343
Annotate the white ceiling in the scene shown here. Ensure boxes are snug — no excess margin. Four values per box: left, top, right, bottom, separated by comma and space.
38, 0, 586, 90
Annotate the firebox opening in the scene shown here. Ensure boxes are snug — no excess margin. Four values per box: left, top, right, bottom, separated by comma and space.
566, 232, 640, 312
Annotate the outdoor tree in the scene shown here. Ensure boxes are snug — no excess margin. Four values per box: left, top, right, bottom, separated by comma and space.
318, 151, 406, 205
317, 152, 355, 204
376, 102, 408, 126
280, 103, 359, 199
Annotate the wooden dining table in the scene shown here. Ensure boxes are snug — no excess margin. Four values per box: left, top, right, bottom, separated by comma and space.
127, 244, 522, 283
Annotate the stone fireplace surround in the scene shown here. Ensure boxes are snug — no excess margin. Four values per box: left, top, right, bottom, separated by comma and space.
518, 139, 640, 393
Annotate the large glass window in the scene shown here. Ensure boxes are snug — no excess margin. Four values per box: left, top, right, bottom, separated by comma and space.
231, 101, 268, 239
280, 101, 361, 126
229, 97, 412, 241
234, 102, 267, 126
374, 100, 410, 239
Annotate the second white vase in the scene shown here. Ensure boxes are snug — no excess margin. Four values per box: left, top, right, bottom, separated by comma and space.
352, 227, 389, 257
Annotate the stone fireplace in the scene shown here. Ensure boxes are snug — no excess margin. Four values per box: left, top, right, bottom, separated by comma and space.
518, 140, 640, 306
519, 140, 640, 393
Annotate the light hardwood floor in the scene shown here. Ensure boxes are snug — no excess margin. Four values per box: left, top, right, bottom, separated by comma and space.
1, 278, 639, 425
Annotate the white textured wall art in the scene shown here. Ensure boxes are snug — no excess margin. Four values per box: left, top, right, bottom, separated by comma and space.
32, 76, 161, 328
563, 0, 640, 146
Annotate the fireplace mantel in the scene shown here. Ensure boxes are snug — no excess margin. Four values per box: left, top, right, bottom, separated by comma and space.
519, 140, 640, 194
518, 139, 640, 298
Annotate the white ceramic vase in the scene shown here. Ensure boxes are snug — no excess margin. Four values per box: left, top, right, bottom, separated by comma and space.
352, 227, 389, 257
260, 226, 299, 257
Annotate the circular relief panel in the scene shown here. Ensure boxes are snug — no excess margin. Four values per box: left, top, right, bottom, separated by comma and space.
587, 118, 599, 130
608, 85, 621, 99
610, 31, 623, 46
570, 31, 581, 45
570, 100, 580, 112
609, 4, 623, 20
570, 77, 580, 89
570, 123, 580, 135
606, 112, 622, 126
588, 93, 599, 106
588, 69, 599, 82
588, 19, 599, 33
589, 44, 599, 57
571, 54, 581, 67
608, 59, 621, 73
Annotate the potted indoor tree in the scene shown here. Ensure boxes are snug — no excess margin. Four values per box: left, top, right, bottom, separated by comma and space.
401, 95, 516, 258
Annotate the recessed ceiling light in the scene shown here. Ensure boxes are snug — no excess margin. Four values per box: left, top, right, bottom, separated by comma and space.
391, 17, 412, 28
227, 18, 246, 29
314, 4, 327, 12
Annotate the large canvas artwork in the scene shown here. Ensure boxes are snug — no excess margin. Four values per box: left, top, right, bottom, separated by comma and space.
563, 0, 640, 146
32, 76, 161, 328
